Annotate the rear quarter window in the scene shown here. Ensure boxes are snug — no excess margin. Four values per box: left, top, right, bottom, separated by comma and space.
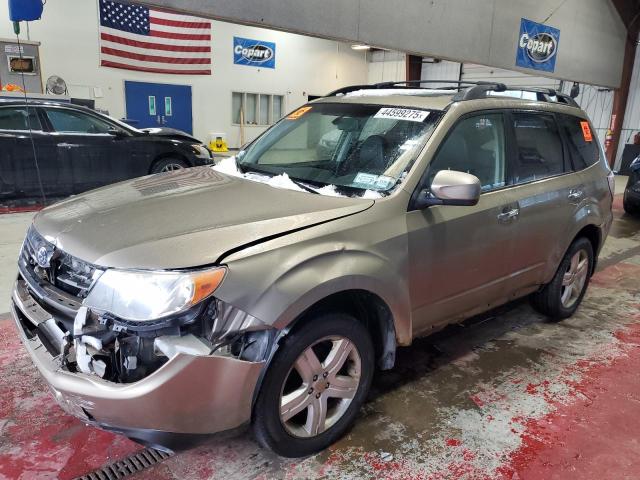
557, 114, 599, 170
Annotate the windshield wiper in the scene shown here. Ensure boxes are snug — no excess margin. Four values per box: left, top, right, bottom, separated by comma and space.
238, 163, 321, 194
289, 178, 321, 194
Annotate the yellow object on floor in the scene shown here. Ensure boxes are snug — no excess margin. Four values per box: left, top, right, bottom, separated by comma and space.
209, 132, 228, 153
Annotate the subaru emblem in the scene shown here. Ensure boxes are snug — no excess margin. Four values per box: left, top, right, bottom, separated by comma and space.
36, 246, 52, 268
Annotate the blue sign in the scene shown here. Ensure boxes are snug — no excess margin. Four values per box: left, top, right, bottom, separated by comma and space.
233, 36, 276, 69
516, 18, 560, 73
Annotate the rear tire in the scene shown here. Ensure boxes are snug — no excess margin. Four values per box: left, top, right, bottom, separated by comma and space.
151, 158, 188, 174
253, 313, 374, 457
530, 237, 594, 320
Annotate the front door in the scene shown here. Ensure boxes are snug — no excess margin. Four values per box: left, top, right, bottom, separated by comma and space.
41, 106, 125, 193
124, 81, 193, 134
407, 112, 518, 336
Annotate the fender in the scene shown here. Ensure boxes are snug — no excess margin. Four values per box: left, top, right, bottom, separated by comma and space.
215, 246, 412, 346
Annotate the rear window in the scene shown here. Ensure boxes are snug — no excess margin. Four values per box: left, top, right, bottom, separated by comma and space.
511, 112, 567, 184
557, 114, 599, 170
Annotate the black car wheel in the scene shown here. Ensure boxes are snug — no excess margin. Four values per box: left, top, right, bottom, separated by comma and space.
530, 237, 594, 320
253, 313, 374, 457
623, 191, 640, 215
151, 158, 189, 174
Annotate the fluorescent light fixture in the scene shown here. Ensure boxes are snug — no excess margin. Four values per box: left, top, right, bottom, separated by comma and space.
351, 44, 371, 50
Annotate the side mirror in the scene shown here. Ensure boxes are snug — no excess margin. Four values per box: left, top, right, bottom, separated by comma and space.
107, 126, 127, 137
414, 170, 481, 209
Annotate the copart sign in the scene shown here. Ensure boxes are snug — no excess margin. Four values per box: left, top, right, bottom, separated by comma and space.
516, 18, 560, 73
234, 36, 276, 69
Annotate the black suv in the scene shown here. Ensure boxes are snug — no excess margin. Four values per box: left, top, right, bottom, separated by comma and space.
0, 100, 213, 201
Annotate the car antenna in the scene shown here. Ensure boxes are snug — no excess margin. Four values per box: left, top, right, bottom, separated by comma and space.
14, 23, 47, 207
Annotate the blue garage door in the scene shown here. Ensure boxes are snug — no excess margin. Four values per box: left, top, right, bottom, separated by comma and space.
124, 81, 193, 134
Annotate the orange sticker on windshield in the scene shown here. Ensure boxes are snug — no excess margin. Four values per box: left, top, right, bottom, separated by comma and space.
286, 106, 312, 120
580, 121, 593, 142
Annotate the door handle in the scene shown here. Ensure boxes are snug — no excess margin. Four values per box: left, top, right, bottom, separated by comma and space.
58, 143, 80, 148
568, 190, 584, 202
497, 208, 519, 223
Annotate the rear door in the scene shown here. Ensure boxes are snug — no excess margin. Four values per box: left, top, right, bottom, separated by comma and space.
502, 110, 586, 293
407, 111, 518, 335
0, 105, 64, 200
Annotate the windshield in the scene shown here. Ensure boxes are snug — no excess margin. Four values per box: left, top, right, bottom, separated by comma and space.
236, 102, 441, 195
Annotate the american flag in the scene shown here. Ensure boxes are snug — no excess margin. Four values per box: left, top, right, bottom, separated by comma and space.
98, 0, 212, 75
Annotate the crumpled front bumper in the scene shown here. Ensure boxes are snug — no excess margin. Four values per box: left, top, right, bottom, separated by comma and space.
11, 280, 265, 435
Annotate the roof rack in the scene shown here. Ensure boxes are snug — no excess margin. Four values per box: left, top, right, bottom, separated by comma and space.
453, 84, 579, 107
325, 80, 580, 108
324, 80, 506, 97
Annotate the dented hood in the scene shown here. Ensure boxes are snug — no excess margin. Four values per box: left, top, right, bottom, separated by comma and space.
33, 168, 373, 269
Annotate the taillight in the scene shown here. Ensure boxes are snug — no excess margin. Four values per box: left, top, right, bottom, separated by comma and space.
607, 171, 615, 197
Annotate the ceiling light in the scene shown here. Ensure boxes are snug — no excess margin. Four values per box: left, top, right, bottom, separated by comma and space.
351, 44, 371, 50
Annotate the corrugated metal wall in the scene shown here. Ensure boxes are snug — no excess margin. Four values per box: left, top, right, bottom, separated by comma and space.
421, 60, 614, 159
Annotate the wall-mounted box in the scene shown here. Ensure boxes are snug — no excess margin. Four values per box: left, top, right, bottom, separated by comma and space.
0, 38, 42, 93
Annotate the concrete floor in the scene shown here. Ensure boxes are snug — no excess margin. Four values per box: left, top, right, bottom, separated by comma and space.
1, 178, 639, 479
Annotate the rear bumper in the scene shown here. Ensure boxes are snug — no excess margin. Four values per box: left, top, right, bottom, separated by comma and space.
11, 280, 265, 436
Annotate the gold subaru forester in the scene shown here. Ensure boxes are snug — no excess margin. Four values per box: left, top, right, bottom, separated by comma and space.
11, 81, 613, 457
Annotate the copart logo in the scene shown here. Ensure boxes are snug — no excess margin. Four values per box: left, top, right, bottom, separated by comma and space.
233, 36, 276, 69
515, 18, 560, 73
234, 44, 274, 63
519, 32, 557, 63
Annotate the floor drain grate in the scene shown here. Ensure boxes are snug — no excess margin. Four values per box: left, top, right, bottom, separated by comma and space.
75, 447, 173, 479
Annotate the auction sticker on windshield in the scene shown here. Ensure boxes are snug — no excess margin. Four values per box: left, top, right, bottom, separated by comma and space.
374, 108, 429, 123
286, 106, 312, 120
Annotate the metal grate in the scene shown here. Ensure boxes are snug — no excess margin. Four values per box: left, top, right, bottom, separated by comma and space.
75, 447, 173, 480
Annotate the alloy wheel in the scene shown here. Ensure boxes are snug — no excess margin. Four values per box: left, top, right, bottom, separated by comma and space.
279, 336, 361, 438
160, 163, 185, 172
560, 249, 589, 308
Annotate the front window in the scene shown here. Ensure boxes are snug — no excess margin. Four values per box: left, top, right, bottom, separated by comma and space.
44, 108, 117, 134
236, 102, 441, 195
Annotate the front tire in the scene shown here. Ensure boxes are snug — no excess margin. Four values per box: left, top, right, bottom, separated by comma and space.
530, 237, 594, 320
151, 158, 188, 174
253, 313, 374, 457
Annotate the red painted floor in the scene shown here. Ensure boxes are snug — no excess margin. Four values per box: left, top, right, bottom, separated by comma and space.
0, 318, 142, 480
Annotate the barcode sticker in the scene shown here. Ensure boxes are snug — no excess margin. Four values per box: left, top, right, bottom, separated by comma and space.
374, 108, 429, 123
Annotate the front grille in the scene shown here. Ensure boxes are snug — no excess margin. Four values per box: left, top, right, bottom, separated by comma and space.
21, 226, 103, 298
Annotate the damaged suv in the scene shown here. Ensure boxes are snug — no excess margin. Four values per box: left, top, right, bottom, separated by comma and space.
12, 81, 613, 457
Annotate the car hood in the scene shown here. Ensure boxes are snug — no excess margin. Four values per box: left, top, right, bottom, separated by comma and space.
33, 168, 374, 269
141, 127, 202, 144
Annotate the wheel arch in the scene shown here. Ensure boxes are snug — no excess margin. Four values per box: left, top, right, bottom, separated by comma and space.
570, 224, 601, 275
285, 288, 397, 371
149, 152, 192, 173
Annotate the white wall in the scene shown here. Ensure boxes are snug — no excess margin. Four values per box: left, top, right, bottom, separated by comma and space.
0, 0, 370, 147
367, 51, 405, 84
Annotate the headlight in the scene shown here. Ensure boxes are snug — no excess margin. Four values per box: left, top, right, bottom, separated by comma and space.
191, 144, 211, 158
84, 267, 226, 322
